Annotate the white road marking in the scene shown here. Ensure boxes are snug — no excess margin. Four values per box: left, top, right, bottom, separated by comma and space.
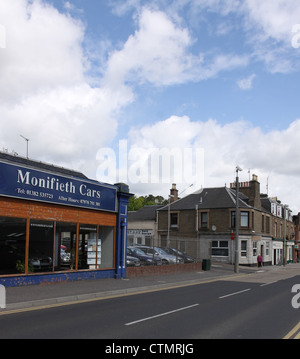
260, 281, 277, 287
125, 304, 199, 326
219, 288, 251, 299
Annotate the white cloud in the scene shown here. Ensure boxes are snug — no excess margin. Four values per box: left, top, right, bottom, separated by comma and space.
0, 0, 86, 103
104, 8, 200, 87
237, 74, 256, 90
0, 0, 133, 175
243, 0, 300, 44
119, 116, 300, 213
104, 7, 248, 88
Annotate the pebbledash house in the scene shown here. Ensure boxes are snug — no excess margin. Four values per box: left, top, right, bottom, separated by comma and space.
157, 176, 295, 266
0, 152, 131, 287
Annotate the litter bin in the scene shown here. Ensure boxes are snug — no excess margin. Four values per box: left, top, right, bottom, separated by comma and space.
202, 259, 211, 271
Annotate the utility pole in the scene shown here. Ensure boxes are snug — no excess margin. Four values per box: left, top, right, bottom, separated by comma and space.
235, 166, 243, 273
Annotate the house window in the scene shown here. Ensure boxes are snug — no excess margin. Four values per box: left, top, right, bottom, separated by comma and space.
231, 211, 236, 228
271, 203, 276, 215
170, 213, 178, 228
241, 240, 247, 257
201, 212, 208, 229
266, 217, 270, 233
212, 241, 229, 257
240, 212, 249, 227
231, 211, 249, 228
262, 215, 265, 232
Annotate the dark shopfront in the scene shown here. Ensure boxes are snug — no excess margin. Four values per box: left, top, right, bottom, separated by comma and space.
0, 153, 131, 287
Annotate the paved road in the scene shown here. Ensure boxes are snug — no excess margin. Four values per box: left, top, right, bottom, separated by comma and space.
0, 271, 299, 339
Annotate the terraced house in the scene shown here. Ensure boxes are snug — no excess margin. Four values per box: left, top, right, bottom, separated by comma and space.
157, 176, 295, 266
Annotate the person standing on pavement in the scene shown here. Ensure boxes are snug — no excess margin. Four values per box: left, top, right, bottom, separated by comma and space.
257, 254, 263, 268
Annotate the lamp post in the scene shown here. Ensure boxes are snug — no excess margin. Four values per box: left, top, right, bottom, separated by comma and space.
167, 194, 174, 247
235, 166, 243, 273
20, 135, 29, 159
283, 204, 288, 267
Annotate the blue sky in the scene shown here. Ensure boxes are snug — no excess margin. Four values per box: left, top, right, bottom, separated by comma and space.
1, 0, 300, 211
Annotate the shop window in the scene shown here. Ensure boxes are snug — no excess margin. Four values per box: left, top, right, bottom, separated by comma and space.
266, 242, 270, 256
79, 225, 97, 270
253, 242, 258, 256
55, 222, 77, 271
0, 217, 26, 275
98, 226, 114, 269
29, 220, 54, 273
211, 241, 229, 256
241, 240, 247, 257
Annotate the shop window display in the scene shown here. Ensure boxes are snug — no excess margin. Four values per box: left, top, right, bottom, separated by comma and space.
29, 220, 54, 273
78, 225, 97, 270
0, 217, 116, 275
55, 222, 77, 271
0, 217, 26, 275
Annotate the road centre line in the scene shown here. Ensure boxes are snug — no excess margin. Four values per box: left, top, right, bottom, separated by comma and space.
219, 288, 251, 299
125, 304, 199, 326
260, 281, 278, 287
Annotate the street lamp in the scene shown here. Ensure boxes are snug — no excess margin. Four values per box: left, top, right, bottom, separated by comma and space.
20, 135, 29, 159
235, 165, 243, 273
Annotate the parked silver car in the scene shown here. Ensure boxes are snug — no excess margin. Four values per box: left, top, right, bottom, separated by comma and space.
135, 246, 184, 265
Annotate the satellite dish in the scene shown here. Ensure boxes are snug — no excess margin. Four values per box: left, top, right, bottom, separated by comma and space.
212, 225, 217, 232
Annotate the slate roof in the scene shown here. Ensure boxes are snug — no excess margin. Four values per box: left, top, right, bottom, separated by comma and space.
128, 205, 164, 221
0, 152, 88, 179
159, 186, 252, 211
261, 197, 271, 213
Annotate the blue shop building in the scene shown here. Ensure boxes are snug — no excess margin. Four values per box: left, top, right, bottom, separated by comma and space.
0, 152, 132, 287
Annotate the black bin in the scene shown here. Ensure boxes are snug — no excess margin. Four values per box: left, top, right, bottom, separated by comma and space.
202, 259, 211, 271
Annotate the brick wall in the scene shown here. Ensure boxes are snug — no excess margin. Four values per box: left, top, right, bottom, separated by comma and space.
0, 197, 116, 226
127, 262, 203, 278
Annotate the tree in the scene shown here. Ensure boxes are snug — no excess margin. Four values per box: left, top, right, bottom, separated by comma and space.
128, 194, 168, 211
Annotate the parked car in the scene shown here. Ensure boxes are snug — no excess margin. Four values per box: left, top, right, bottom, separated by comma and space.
127, 247, 162, 266
126, 255, 141, 267
162, 247, 196, 263
135, 246, 184, 265
29, 256, 53, 271
60, 249, 71, 266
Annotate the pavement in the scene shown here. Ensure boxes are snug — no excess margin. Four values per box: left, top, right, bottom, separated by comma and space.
3, 262, 300, 311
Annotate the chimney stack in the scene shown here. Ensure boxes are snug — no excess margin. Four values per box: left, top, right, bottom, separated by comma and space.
230, 174, 261, 209
170, 183, 178, 203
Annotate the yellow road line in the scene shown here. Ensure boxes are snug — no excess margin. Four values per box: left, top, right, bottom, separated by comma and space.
283, 322, 300, 339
